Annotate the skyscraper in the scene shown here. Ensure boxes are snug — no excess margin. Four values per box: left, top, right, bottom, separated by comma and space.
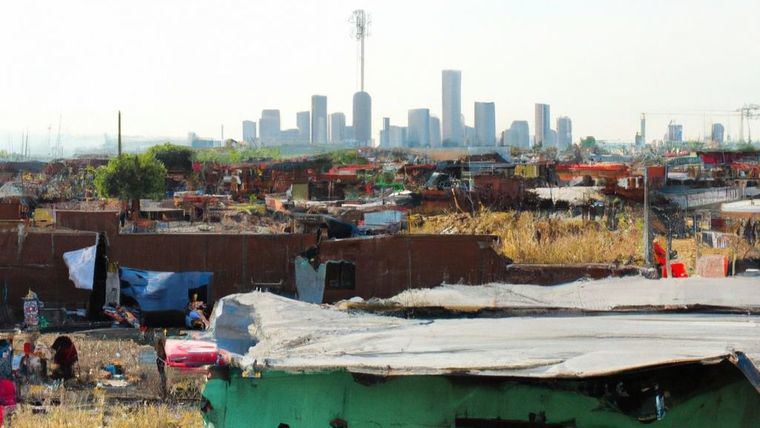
474, 102, 496, 146
429, 116, 441, 148
381, 117, 391, 147
711, 123, 725, 145
311, 95, 328, 144
296, 111, 310, 144
329, 112, 346, 144
352, 91, 372, 146
464, 126, 477, 146
259, 110, 281, 145
504, 121, 530, 149
534, 103, 551, 148
556, 116, 572, 150
388, 126, 407, 148
442, 70, 463, 146
667, 122, 683, 142
242, 120, 256, 145
407, 108, 431, 147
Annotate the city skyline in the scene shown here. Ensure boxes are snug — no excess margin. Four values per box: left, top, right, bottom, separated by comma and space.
1, 0, 759, 153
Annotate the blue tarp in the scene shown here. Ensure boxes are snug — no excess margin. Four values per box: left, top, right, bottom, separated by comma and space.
119, 267, 213, 313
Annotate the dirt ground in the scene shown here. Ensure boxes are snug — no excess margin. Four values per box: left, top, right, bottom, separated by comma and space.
6, 329, 205, 427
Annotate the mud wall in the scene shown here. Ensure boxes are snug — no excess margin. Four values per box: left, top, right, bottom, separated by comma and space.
318, 234, 508, 302
55, 210, 120, 239
0, 229, 96, 317
109, 233, 316, 299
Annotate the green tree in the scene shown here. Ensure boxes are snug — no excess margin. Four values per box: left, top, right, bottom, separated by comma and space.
329, 149, 367, 165
0, 150, 9, 159
147, 143, 194, 172
580, 136, 597, 150
94, 153, 167, 214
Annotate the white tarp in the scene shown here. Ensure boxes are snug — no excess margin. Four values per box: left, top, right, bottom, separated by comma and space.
294, 256, 326, 304
359, 276, 760, 312
62, 237, 98, 290
210, 291, 760, 382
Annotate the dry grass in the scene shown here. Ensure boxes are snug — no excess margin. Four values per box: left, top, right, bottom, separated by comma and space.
413, 210, 645, 265
10, 402, 203, 428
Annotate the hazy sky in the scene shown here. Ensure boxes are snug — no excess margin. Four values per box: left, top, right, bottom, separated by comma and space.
1, 0, 759, 151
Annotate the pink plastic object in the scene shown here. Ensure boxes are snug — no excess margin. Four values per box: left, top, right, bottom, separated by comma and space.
164, 339, 219, 370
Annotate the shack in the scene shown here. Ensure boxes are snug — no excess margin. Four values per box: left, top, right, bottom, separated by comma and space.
202, 281, 760, 427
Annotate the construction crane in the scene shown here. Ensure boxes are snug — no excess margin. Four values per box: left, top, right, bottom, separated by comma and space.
737, 104, 760, 143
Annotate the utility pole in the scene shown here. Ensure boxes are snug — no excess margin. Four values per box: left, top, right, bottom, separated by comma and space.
118, 111, 122, 156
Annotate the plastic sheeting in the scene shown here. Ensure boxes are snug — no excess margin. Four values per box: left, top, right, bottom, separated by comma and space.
294, 256, 325, 304
62, 237, 98, 290
119, 267, 212, 313
209, 291, 760, 386
365, 277, 760, 312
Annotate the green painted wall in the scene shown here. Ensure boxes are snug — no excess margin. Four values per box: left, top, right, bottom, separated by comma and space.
202, 368, 760, 427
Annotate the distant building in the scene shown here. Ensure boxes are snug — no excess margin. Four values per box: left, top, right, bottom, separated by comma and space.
474, 102, 496, 146
635, 132, 644, 147
297, 111, 310, 144
188, 132, 217, 149
442, 70, 463, 145
242, 120, 257, 145
667, 122, 683, 142
556, 116, 572, 150
381, 117, 391, 147
711, 123, 725, 145
279, 129, 301, 145
464, 126, 477, 146
311, 95, 328, 144
388, 126, 407, 148
345, 126, 355, 142
534, 103, 551, 148
352, 91, 372, 146
259, 109, 281, 145
547, 130, 558, 149
429, 116, 442, 148
329, 112, 346, 144
505, 121, 530, 149
407, 109, 431, 147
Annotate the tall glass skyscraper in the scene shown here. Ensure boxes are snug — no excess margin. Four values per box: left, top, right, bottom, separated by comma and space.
407, 108, 431, 147
474, 102, 496, 146
352, 91, 372, 146
534, 103, 551, 147
556, 116, 572, 150
296, 111, 310, 144
259, 110, 281, 145
442, 70, 463, 146
429, 116, 441, 148
311, 95, 328, 144
242, 120, 256, 145
329, 112, 346, 144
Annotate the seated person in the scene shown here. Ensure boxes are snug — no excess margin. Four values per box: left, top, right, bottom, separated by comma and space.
185, 295, 210, 330
50, 336, 78, 380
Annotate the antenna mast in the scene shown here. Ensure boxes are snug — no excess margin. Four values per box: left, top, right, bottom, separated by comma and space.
350, 9, 370, 92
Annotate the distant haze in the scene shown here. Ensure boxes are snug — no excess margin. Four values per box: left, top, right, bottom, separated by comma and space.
1, 0, 759, 153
